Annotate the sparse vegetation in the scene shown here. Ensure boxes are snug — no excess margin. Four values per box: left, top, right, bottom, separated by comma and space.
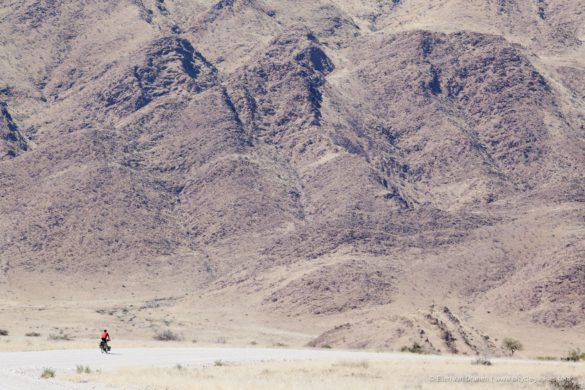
76, 365, 91, 374
562, 348, 582, 362
153, 329, 182, 341
400, 342, 425, 354
40, 368, 55, 379
175, 364, 184, 371
333, 360, 369, 369
549, 377, 582, 390
25, 331, 41, 337
60, 358, 585, 390
536, 356, 558, 361
321, 344, 332, 349
0, 329, 8, 336
472, 357, 492, 366
48, 333, 73, 341
501, 338, 523, 356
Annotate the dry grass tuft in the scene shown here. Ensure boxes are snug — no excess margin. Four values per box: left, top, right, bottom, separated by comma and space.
40, 368, 55, 379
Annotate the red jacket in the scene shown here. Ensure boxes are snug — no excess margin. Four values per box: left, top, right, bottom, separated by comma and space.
101, 331, 109, 339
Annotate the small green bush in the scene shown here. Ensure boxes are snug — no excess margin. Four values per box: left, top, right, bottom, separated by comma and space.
0, 329, 8, 336
501, 338, 523, 356
40, 368, 55, 379
25, 332, 41, 337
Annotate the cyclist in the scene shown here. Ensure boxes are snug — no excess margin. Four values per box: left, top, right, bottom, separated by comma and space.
100, 329, 111, 352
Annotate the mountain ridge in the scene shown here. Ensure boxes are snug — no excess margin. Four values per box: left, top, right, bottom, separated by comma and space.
0, 0, 584, 353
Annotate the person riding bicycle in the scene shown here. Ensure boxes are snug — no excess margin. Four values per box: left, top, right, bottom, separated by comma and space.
100, 329, 110, 351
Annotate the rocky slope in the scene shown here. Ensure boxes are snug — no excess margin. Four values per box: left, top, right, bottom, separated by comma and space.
0, 0, 584, 353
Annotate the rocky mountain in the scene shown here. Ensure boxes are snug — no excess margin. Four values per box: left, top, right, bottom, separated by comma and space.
0, 0, 584, 353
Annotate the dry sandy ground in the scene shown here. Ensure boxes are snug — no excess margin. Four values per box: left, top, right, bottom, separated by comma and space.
0, 347, 583, 390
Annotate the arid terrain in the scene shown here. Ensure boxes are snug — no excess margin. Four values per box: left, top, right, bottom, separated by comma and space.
1, 347, 583, 390
1, 0, 585, 360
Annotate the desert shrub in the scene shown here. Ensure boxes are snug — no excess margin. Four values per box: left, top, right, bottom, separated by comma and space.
321, 344, 332, 349
214, 360, 225, 367
76, 365, 91, 374
562, 348, 582, 362
400, 342, 425, 354
549, 377, 582, 390
40, 368, 55, 379
472, 357, 493, 366
501, 338, 523, 356
175, 364, 184, 371
48, 333, 73, 341
25, 332, 41, 337
154, 329, 181, 341
0, 329, 8, 336
537, 356, 557, 361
